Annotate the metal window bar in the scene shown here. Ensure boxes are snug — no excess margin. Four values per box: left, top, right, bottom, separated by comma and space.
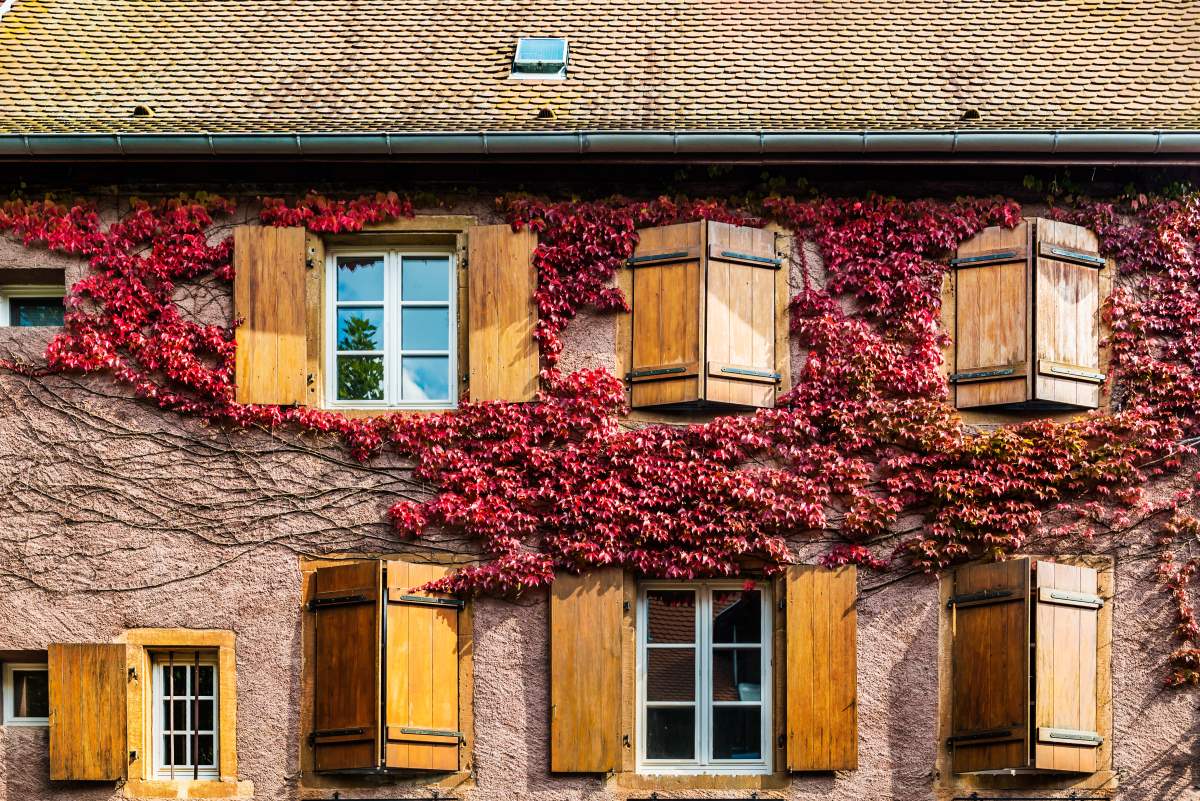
193, 651, 200, 780
167, 652, 175, 780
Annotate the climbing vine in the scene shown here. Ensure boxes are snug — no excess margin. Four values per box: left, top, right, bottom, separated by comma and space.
5, 187, 1200, 682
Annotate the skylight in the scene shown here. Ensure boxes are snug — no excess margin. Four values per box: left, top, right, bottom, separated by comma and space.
511, 37, 568, 79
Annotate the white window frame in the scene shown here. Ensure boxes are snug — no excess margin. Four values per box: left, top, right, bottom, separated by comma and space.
636, 580, 773, 775
2, 662, 48, 726
150, 651, 219, 780
324, 248, 457, 410
0, 284, 66, 327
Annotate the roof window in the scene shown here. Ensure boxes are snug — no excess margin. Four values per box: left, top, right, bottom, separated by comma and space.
511, 37, 568, 79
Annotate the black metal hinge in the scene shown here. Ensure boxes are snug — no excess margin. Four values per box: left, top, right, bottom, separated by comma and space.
307, 593, 370, 611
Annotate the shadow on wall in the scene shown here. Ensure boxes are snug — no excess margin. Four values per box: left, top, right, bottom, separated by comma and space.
886, 580, 939, 801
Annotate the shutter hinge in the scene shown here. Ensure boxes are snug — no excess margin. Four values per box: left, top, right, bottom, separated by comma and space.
128, 666, 138, 682
306, 258, 316, 270
307, 593, 371, 611
949, 249, 1021, 268
623, 600, 631, 613
623, 733, 631, 748
129, 750, 137, 764
718, 249, 782, 267
950, 367, 1015, 382
308, 727, 368, 745
306, 373, 314, 387
946, 588, 1014, 609
394, 594, 466, 610
777, 733, 786, 749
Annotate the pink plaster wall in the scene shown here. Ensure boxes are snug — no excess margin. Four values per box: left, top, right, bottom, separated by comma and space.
0, 194, 1195, 801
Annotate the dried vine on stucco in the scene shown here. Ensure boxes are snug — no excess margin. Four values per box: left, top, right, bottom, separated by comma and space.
3, 188, 1200, 684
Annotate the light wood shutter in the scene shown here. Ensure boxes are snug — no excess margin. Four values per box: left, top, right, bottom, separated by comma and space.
548, 568, 623, 773
233, 225, 307, 405
952, 222, 1031, 409
467, 224, 539, 402
948, 559, 1031, 774
310, 561, 382, 772
383, 561, 463, 772
1034, 220, 1105, 408
1033, 561, 1103, 772
48, 642, 127, 781
785, 565, 858, 771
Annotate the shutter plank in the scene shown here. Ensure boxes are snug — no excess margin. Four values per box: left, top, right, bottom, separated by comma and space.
233, 225, 307, 405
384, 561, 460, 772
549, 568, 623, 772
786, 565, 857, 771
311, 561, 381, 772
467, 224, 539, 402
949, 559, 1030, 774
1034, 219, 1103, 409
48, 643, 127, 781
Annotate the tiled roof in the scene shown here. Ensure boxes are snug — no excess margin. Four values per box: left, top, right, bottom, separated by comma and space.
0, 0, 1198, 135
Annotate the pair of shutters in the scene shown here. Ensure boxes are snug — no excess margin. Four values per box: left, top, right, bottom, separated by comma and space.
951, 218, 1107, 410
547, 566, 857, 773
628, 221, 783, 410
949, 558, 1103, 774
233, 224, 539, 406
309, 560, 463, 774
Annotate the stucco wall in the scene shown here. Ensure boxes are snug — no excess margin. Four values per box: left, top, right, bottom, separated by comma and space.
0, 188, 1196, 801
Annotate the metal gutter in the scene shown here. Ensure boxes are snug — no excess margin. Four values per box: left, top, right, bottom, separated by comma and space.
0, 130, 1198, 158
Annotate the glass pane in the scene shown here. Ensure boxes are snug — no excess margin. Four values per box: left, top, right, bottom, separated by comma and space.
164, 699, 187, 729
197, 665, 214, 697
712, 649, 761, 702
337, 307, 384, 351
336, 256, 385, 301
401, 257, 450, 301
197, 700, 215, 730
172, 733, 188, 766
11, 298, 64, 327
170, 665, 188, 696
197, 734, 215, 766
712, 589, 761, 644
646, 590, 695, 643
162, 735, 174, 766
337, 355, 385, 401
646, 648, 694, 702
712, 706, 761, 760
645, 707, 694, 760
401, 356, 450, 401
11, 670, 48, 717
401, 307, 449, 350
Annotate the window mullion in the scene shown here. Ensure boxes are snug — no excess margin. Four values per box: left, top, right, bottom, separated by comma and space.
388, 252, 401, 403
699, 584, 709, 767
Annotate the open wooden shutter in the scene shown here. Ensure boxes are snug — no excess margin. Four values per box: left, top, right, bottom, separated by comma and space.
1034, 220, 1105, 409
467, 224, 539, 402
48, 643, 127, 781
310, 561, 382, 772
948, 559, 1031, 774
549, 568, 623, 773
785, 565, 858, 771
383, 561, 462, 772
1033, 561, 1103, 772
705, 221, 780, 408
629, 222, 704, 408
952, 222, 1031, 409
233, 225, 307, 405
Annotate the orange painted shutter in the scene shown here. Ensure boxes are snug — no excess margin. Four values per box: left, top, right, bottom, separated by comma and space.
549, 568, 623, 772
48, 643, 127, 781
383, 561, 462, 772
785, 565, 858, 771
948, 559, 1031, 774
1033, 219, 1105, 409
467, 224, 539, 402
310, 561, 382, 772
705, 221, 780, 409
628, 222, 705, 408
1033, 561, 1103, 772
952, 222, 1031, 409
233, 225, 307, 405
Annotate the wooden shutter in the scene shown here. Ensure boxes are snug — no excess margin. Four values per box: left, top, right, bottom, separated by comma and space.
233, 225, 307, 405
467, 224, 539, 402
785, 565, 858, 771
952, 222, 1031, 409
948, 559, 1030, 774
383, 561, 462, 772
48, 643, 127, 781
549, 568, 623, 773
629, 222, 705, 408
705, 221, 780, 408
310, 561, 382, 772
1034, 220, 1105, 409
1033, 561, 1103, 772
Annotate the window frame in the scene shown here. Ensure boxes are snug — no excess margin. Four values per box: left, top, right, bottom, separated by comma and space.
149, 650, 220, 781
323, 247, 458, 410
2, 661, 48, 726
636, 580, 773, 776
0, 284, 66, 327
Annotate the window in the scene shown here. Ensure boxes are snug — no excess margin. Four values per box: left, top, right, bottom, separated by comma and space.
325, 251, 456, 409
0, 285, 65, 327
150, 651, 219, 780
2, 662, 48, 726
511, 37, 568, 79
637, 581, 771, 774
